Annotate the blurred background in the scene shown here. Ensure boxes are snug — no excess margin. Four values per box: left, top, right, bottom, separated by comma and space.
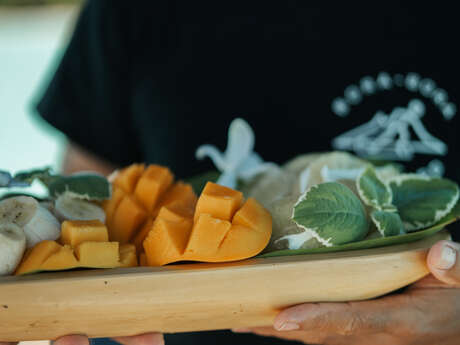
0, 0, 82, 196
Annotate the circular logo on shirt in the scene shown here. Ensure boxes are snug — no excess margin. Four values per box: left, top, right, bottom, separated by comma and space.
330, 72, 457, 176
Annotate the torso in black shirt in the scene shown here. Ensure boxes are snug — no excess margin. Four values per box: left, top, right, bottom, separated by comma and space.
37, 1, 460, 344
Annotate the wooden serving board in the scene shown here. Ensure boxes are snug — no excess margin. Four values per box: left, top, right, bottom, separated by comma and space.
0, 230, 449, 341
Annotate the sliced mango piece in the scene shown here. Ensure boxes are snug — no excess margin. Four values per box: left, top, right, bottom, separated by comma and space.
111, 195, 147, 243
134, 165, 173, 212
153, 182, 197, 217
102, 187, 125, 229
143, 217, 193, 266
104, 167, 271, 267
139, 252, 148, 266
15, 240, 61, 275
119, 244, 138, 267
215, 198, 272, 261
113, 163, 145, 193
132, 217, 154, 254
104, 164, 198, 259
40, 245, 79, 271
184, 214, 232, 258
194, 182, 243, 222
143, 183, 272, 265
133, 203, 194, 253
76, 242, 119, 268
232, 198, 272, 232
61, 220, 109, 247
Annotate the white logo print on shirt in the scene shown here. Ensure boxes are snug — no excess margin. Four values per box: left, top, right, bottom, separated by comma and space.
331, 72, 457, 176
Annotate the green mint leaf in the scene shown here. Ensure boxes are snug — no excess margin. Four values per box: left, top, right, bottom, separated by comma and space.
48, 173, 111, 201
371, 210, 406, 237
389, 175, 459, 231
13, 167, 58, 187
0, 170, 13, 187
292, 182, 369, 246
357, 165, 392, 210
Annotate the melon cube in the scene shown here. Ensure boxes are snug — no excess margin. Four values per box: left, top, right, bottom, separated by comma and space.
40, 245, 79, 271
119, 244, 138, 267
114, 163, 145, 193
132, 218, 154, 254
194, 182, 243, 222
102, 187, 125, 228
15, 240, 61, 275
111, 195, 147, 243
143, 217, 193, 266
75, 242, 119, 268
184, 213, 232, 258
61, 220, 109, 247
134, 165, 173, 212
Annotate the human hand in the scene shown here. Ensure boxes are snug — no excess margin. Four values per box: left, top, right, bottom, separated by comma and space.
1, 333, 164, 345
233, 240, 460, 345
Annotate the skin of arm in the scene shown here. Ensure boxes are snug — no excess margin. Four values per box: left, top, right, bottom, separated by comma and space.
61, 142, 118, 176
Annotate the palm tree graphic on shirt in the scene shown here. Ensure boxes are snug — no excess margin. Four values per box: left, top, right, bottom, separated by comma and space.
332, 99, 447, 161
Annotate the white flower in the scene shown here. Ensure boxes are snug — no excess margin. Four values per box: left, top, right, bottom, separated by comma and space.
196, 118, 277, 188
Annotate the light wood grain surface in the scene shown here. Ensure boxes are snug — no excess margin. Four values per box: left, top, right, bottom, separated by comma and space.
0, 231, 449, 341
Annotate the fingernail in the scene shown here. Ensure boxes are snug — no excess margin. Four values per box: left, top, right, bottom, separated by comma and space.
232, 328, 251, 333
276, 322, 299, 331
437, 244, 457, 270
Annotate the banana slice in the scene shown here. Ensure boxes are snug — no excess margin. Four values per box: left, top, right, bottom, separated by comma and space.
0, 222, 26, 275
54, 193, 106, 223
0, 196, 38, 227
0, 196, 61, 248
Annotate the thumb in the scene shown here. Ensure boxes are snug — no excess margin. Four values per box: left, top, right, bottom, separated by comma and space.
427, 240, 460, 286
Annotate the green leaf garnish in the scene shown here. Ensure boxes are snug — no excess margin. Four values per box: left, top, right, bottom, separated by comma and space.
259, 200, 460, 258
13, 167, 58, 187
292, 182, 369, 246
48, 173, 111, 201
357, 165, 392, 210
371, 210, 405, 237
0, 170, 13, 187
389, 175, 459, 231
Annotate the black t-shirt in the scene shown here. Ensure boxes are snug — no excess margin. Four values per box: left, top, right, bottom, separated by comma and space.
37, 1, 459, 344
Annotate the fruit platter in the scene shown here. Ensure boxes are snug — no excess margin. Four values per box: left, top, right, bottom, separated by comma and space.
0, 119, 459, 341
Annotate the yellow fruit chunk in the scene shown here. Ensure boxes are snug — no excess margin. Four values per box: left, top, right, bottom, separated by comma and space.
15, 240, 61, 275
133, 202, 195, 253
119, 244, 138, 267
143, 217, 193, 266
216, 198, 272, 261
142, 182, 272, 265
111, 195, 147, 243
232, 198, 272, 232
132, 218, 154, 254
194, 182, 243, 222
139, 252, 147, 266
134, 165, 173, 212
40, 245, 79, 271
102, 187, 125, 229
113, 164, 145, 193
184, 214, 232, 259
61, 220, 109, 247
153, 182, 197, 217
76, 242, 120, 268
103, 164, 197, 253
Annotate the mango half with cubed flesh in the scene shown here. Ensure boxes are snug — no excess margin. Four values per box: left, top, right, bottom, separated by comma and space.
102, 164, 198, 252
143, 182, 272, 266
15, 220, 137, 275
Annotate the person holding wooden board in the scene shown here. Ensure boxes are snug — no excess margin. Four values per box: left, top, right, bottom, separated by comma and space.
26, 1, 460, 344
